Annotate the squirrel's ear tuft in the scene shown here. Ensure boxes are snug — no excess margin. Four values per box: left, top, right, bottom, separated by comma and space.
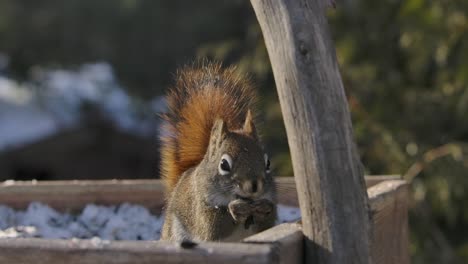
243, 110, 257, 139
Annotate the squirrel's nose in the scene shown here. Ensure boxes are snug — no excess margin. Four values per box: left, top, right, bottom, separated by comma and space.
252, 182, 258, 193
242, 179, 263, 195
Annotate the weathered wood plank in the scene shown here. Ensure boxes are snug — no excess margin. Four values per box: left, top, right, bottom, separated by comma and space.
0, 180, 165, 213
0, 238, 275, 264
275, 178, 410, 264
0, 178, 408, 264
368, 180, 409, 264
249, 0, 371, 262
275, 176, 401, 206
0, 176, 394, 211
364, 175, 401, 188
244, 223, 303, 264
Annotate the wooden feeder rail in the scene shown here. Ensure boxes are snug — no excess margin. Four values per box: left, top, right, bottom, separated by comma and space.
0, 176, 408, 264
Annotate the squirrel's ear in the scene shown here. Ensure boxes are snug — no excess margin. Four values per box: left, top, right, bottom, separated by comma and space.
208, 119, 228, 157
243, 110, 257, 139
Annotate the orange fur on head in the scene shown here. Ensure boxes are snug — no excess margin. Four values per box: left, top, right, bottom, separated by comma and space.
160, 62, 257, 194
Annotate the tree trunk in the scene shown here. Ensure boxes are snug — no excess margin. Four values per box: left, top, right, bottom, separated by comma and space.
249, 0, 371, 263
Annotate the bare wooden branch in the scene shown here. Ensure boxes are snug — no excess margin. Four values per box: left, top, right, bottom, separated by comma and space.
249, 0, 371, 262
244, 223, 303, 264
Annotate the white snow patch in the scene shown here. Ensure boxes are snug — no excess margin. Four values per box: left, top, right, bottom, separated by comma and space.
0, 77, 33, 105
0, 100, 60, 150
0, 202, 301, 240
0, 202, 163, 240
276, 204, 302, 224
0, 62, 166, 151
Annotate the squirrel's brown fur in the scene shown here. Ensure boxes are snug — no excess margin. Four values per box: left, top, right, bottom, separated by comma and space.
160, 62, 276, 242
160, 62, 257, 194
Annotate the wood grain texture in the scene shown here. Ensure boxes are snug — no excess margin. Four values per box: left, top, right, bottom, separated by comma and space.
249, 0, 371, 263
0, 238, 274, 264
275, 176, 400, 206
244, 223, 303, 264
368, 180, 410, 264
0, 180, 165, 214
275, 178, 410, 264
0, 176, 391, 212
0, 178, 408, 263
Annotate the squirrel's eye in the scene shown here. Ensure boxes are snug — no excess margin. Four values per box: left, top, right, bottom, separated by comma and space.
219, 154, 232, 175
264, 154, 271, 173
220, 159, 230, 171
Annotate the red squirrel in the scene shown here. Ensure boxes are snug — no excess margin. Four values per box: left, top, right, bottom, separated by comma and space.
160, 62, 277, 242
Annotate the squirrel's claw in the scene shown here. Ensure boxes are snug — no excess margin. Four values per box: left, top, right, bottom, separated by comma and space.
228, 198, 275, 224
228, 199, 251, 223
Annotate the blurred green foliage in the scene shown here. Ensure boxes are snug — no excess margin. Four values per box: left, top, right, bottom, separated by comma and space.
329, 2, 468, 263
0, 0, 467, 262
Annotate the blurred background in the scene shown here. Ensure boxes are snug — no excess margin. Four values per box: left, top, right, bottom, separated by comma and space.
0, 0, 466, 262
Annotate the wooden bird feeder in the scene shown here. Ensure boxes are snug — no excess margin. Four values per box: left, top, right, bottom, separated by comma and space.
0, 177, 407, 263
0, 0, 409, 263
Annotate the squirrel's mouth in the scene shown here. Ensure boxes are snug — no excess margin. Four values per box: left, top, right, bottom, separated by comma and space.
235, 195, 254, 202
234, 188, 264, 200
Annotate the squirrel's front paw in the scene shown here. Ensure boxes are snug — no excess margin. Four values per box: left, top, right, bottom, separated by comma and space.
251, 199, 275, 222
228, 199, 251, 223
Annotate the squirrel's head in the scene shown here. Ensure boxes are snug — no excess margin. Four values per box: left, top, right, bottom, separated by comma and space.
198, 111, 275, 206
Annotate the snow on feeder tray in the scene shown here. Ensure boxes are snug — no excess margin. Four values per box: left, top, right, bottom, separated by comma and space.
0, 176, 407, 264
